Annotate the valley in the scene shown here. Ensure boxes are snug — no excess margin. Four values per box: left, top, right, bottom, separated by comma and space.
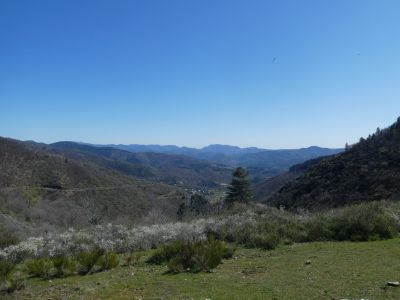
2, 1, 399, 298
2, 119, 400, 299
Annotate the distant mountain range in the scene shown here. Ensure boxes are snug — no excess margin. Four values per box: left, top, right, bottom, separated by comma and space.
47, 142, 232, 189
260, 118, 400, 210
90, 143, 343, 181
0, 136, 345, 236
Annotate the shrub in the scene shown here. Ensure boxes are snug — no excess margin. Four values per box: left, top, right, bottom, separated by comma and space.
218, 222, 281, 250
328, 203, 398, 241
76, 248, 104, 275
0, 202, 397, 267
276, 221, 307, 243
0, 259, 23, 294
304, 215, 334, 242
250, 232, 280, 250
97, 252, 119, 271
146, 241, 184, 265
303, 202, 398, 242
149, 238, 234, 273
0, 213, 256, 261
0, 260, 15, 282
221, 244, 235, 259
124, 251, 143, 266
25, 258, 53, 279
51, 256, 76, 277
230, 224, 258, 245
191, 237, 233, 272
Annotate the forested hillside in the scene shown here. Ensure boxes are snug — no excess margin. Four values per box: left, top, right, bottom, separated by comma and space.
267, 118, 400, 209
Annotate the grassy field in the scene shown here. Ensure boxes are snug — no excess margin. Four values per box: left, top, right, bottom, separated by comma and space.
5, 238, 400, 300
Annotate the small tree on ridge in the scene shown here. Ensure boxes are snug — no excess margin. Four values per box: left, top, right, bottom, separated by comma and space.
225, 167, 252, 205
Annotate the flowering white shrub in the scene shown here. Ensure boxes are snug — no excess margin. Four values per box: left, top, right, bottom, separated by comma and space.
0, 236, 45, 262
0, 211, 257, 262
3, 202, 395, 263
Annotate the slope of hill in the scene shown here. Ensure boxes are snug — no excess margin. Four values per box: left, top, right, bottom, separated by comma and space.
254, 172, 301, 202
254, 155, 330, 201
266, 118, 400, 210
0, 138, 186, 236
47, 142, 232, 188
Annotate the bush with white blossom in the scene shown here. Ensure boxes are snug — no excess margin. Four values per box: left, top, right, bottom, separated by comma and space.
0, 211, 257, 263
2, 201, 397, 264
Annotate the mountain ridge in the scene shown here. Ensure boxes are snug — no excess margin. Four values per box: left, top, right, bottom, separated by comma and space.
87, 143, 343, 179
47, 141, 233, 188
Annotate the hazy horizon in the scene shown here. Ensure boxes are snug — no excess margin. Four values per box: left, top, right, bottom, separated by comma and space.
1, 136, 347, 151
1, 0, 400, 148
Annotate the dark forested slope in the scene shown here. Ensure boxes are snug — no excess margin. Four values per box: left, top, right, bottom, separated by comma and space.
266, 118, 400, 210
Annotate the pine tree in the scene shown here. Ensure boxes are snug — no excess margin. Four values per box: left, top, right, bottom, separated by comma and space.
225, 167, 252, 205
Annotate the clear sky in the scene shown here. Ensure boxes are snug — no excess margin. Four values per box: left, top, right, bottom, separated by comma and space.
1, 0, 400, 149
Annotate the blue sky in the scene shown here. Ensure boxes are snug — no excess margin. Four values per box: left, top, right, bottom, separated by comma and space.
1, 0, 400, 148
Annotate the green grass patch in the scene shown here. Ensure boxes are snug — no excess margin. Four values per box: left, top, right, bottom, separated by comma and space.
4, 238, 400, 299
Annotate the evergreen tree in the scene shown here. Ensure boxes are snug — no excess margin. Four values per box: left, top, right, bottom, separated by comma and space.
225, 167, 252, 205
